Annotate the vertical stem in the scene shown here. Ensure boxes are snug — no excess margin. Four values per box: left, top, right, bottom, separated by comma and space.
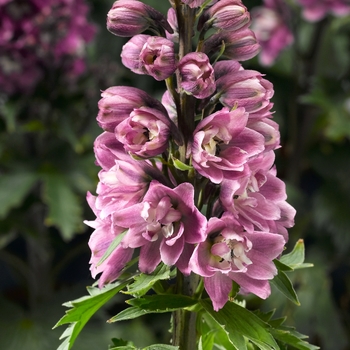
174, 1, 196, 162
172, 272, 201, 349
171, 2, 199, 348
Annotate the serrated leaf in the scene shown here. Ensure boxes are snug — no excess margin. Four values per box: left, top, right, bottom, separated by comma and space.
0, 171, 38, 219
125, 264, 174, 297
54, 279, 130, 350
271, 266, 300, 305
270, 329, 320, 350
201, 311, 242, 350
42, 172, 82, 240
201, 300, 279, 350
280, 240, 313, 269
107, 306, 151, 323
127, 294, 198, 311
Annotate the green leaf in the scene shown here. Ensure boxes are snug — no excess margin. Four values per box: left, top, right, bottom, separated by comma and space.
42, 172, 83, 240
97, 230, 128, 267
201, 311, 242, 350
270, 328, 320, 350
127, 294, 198, 311
270, 268, 300, 305
54, 279, 130, 350
108, 306, 152, 323
0, 171, 38, 219
125, 264, 175, 297
171, 156, 193, 171
201, 300, 279, 350
280, 240, 313, 270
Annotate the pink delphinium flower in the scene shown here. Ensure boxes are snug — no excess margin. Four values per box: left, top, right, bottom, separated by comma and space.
96, 86, 168, 132
191, 107, 265, 184
121, 34, 176, 81
296, 0, 350, 22
113, 181, 207, 275
220, 151, 295, 240
85, 192, 134, 288
115, 106, 171, 158
251, 0, 294, 66
189, 214, 285, 310
178, 52, 216, 99
214, 60, 274, 113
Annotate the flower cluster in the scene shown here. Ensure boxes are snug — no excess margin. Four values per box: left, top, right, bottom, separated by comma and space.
0, 0, 96, 95
86, 0, 296, 311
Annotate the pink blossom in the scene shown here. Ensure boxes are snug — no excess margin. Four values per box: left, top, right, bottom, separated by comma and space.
191, 107, 265, 184
85, 192, 134, 288
113, 181, 207, 275
296, 0, 350, 22
121, 34, 176, 81
214, 60, 274, 113
97, 86, 168, 132
189, 214, 285, 310
203, 28, 260, 62
166, 8, 179, 42
251, 0, 294, 66
220, 152, 295, 240
198, 0, 250, 32
107, 0, 173, 37
178, 52, 216, 99
161, 90, 178, 124
115, 106, 171, 158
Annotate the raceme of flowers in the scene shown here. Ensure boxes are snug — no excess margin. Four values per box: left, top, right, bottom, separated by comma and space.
0, 0, 96, 95
85, 0, 296, 311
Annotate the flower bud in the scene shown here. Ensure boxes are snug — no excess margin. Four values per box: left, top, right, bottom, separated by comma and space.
107, 0, 173, 37
178, 52, 216, 99
121, 34, 176, 81
214, 60, 274, 113
203, 28, 260, 61
198, 0, 250, 32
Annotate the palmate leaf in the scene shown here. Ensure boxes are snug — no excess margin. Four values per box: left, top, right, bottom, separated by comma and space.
0, 171, 38, 219
42, 172, 83, 240
53, 279, 131, 350
201, 299, 279, 350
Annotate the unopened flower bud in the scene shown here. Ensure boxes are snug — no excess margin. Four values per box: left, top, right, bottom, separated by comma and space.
198, 0, 250, 32
107, 0, 173, 37
203, 28, 260, 61
178, 52, 216, 99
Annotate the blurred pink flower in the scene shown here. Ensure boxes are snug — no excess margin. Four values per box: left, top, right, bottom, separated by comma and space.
296, 0, 350, 22
251, 0, 294, 66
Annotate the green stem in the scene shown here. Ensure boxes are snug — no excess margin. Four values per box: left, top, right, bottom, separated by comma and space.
172, 272, 201, 349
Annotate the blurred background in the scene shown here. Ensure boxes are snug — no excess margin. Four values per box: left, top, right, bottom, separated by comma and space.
0, 0, 349, 349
